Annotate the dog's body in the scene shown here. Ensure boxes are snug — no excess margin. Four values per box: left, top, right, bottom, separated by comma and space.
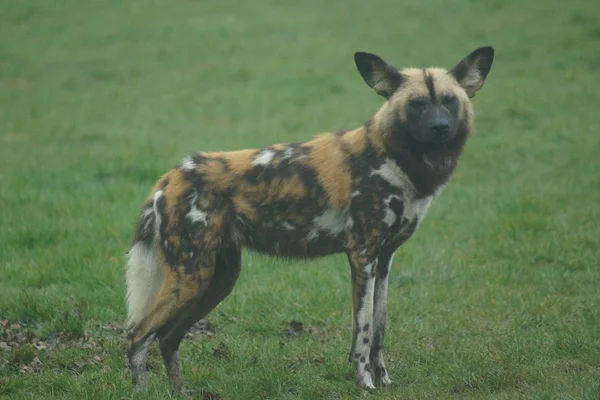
125, 47, 494, 391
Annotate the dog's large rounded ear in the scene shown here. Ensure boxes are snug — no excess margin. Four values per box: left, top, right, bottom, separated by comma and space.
354, 52, 404, 99
450, 46, 494, 98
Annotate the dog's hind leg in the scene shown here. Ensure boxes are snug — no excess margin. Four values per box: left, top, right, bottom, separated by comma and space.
158, 245, 242, 393
127, 254, 216, 391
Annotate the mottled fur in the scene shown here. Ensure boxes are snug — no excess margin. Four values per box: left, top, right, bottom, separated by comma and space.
125, 46, 494, 392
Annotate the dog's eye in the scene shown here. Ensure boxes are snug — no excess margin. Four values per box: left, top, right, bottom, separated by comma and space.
409, 99, 427, 111
442, 95, 457, 106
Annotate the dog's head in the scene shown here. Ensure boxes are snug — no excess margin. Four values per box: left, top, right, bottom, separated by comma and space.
355, 47, 494, 147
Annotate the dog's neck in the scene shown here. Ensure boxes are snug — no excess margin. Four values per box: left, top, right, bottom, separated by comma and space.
366, 117, 470, 198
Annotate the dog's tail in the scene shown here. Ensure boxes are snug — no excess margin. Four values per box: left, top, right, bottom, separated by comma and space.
125, 190, 166, 330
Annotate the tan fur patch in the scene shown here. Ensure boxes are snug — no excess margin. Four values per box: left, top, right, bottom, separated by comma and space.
163, 170, 191, 210
380, 67, 473, 122
271, 144, 288, 152
146, 171, 171, 203
195, 150, 255, 193
221, 149, 255, 173
232, 193, 256, 221
151, 268, 177, 310
441, 71, 474, 121
201, 212, 225, 247
456, 62, 484, 97
307, 133, 352, 209
234, 174, 307, 209
366, 123, 386, 154
196, 192, 218, 210
201, 158, 235, 192
269, 175, 307, 200
340, 127, 367, 155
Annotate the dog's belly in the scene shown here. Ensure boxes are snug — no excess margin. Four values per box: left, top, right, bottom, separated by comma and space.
234, 194, 434, 259
244, 227, 347, 259
237, 216, 348, 259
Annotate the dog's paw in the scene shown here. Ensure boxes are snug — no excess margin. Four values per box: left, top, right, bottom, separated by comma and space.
356, 371, 376, 392
357, 381, 376, 392
374, 366, 392, 388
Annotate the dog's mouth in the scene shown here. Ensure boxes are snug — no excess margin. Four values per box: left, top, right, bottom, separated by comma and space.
434, 134, 454, 144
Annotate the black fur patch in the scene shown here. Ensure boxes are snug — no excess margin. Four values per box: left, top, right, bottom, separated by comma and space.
131, 204, 155, 247
423, 69, 436, 102
385, 115, 469, 198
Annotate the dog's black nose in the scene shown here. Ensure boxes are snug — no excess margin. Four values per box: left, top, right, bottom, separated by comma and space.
431, 121, 450, 136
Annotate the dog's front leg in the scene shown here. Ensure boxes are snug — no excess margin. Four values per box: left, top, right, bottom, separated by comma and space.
370, 250, 394, 387
348, 250, 378, 391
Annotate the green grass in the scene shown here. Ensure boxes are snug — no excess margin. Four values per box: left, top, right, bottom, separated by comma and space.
1, 0, 599, 398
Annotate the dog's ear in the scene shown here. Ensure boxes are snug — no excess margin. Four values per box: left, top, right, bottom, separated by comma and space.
354, 52, 404, 99
450, 46, 494, 98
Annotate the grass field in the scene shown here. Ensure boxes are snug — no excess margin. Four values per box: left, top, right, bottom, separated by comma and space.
1, 0, 599, 398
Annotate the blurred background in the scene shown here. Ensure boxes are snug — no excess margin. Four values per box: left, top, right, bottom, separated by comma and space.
1, 0, 599, 398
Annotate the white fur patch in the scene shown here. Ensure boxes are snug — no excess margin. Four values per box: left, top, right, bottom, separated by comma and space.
370, 158, 414, 192
373, 254, 393, 328
354, 262, 377, 389
281, 148, 294, 160
423, 155, 434, 169
423, 155, 454, 171
346, 216, 354, 230
281, 222, 296, 230
383, 208, 396, 227
125, 190, 165, 329
443, 156, 453, 169
125, 243, 165, 329
252, 150, 275, 166
404, 196, 433, 225
383, 195, 402, 227
180, 156, 196, 171
142, 207, 153, 218
435, 183, 447, 196
141, 207, 154, 235
187, 208, 208, 224
362, 261, 375, 275
130, 332, 157, 371
186, 192, 209, 224
307, 208, 348, 240
152, 191, 163, 238
461, 67, 483, 94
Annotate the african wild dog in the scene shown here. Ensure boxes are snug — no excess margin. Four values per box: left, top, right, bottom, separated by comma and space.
125, 46, 494, 391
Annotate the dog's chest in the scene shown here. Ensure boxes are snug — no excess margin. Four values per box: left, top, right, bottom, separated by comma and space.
381, 194, 433, 245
